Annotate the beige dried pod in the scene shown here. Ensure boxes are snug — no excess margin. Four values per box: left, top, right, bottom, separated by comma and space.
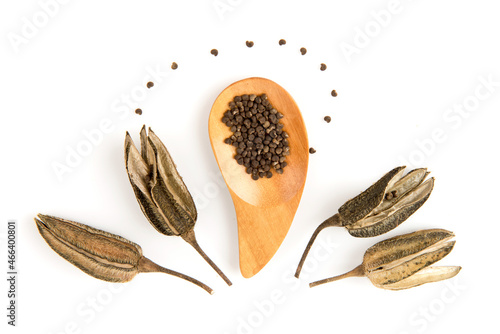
125, 126, 231, 286
309, 229, 461, 290
295, 166, 434, 277
35, 214, 213, 294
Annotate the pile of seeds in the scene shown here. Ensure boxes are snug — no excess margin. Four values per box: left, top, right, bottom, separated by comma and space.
222, 94, 290, 180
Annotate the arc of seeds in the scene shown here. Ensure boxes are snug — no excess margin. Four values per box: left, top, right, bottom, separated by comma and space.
125, 126, 232, 286
295, 166, 435, 278
35, 214, 214, 294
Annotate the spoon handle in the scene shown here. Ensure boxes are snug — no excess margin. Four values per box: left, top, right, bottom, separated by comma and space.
233, 191, 302, 278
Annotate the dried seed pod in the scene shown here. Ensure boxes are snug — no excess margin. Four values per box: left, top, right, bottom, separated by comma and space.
309, 229, 461, 290
125, 126, 232, 286
342, 167, 433, 237
35, 214, 213, 294
295, 166, 434, 277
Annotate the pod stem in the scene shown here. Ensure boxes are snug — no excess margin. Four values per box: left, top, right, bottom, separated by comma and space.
138, 256, 214, 295
309, 264, 365, 288
182, 229, 232, 286
294, 214, 341, 278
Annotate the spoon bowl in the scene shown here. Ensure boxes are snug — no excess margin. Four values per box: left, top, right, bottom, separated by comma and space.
209, 77, 308, 278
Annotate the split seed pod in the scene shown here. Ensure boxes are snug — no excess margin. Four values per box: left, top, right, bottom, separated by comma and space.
309, 229, 461, 290
295, 166, 434, 277
35, 214, 213, 294
125, 126, 232, 286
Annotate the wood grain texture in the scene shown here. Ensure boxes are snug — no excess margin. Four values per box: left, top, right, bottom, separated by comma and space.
209, 77, 309, 278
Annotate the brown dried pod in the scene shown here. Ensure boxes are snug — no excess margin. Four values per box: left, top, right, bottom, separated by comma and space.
295, 166, 434, 277
35, 214, 213, 294
125, 126, 232, 286
309, 229, 461, 290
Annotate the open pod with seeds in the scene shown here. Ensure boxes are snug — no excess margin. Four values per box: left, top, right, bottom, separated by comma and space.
295, 166, 434, 277
309, 229, 461, 290
35, 214, 213, 294
125, 126, 232, 286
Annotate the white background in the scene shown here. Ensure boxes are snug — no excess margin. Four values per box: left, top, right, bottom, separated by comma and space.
1, 0, 499, 333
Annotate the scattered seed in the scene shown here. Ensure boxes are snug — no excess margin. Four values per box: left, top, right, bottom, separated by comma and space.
300, 47, 307, 55
146, 82, 154, 89
320, 63, 327, 71
324, 116, 331, 123
171, 62, 178, 70
135, 108, 142, 115
331, 90, 338, 97
279, 39, 286, 46
211, 49, 218, 56
309, 147, 316, 154
246, 41, 254, 48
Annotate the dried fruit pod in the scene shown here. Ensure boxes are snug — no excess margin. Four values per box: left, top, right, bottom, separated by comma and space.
35, 214, 213, 294
342, 167, 433, 237
309, 229, 461, 290
125, 126, 232, 286
295, 166, 434, 277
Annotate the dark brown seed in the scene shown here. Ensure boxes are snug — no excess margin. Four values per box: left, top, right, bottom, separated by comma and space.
300, 47, 307, 55
320, 63, 327, 71
324, 116, 332, 123
279, 39, 286, 46
171, 62, 178, 70
246, 41, 254, 48
135, 108, 142, 115
211, 49, 218, 56
309, 147, 316, 154
331, 90, 338, 97
146, 82, 154, 89
222, 93, 290, 181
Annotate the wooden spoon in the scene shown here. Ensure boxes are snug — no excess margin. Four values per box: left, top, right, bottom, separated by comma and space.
208, 77, 309, 278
